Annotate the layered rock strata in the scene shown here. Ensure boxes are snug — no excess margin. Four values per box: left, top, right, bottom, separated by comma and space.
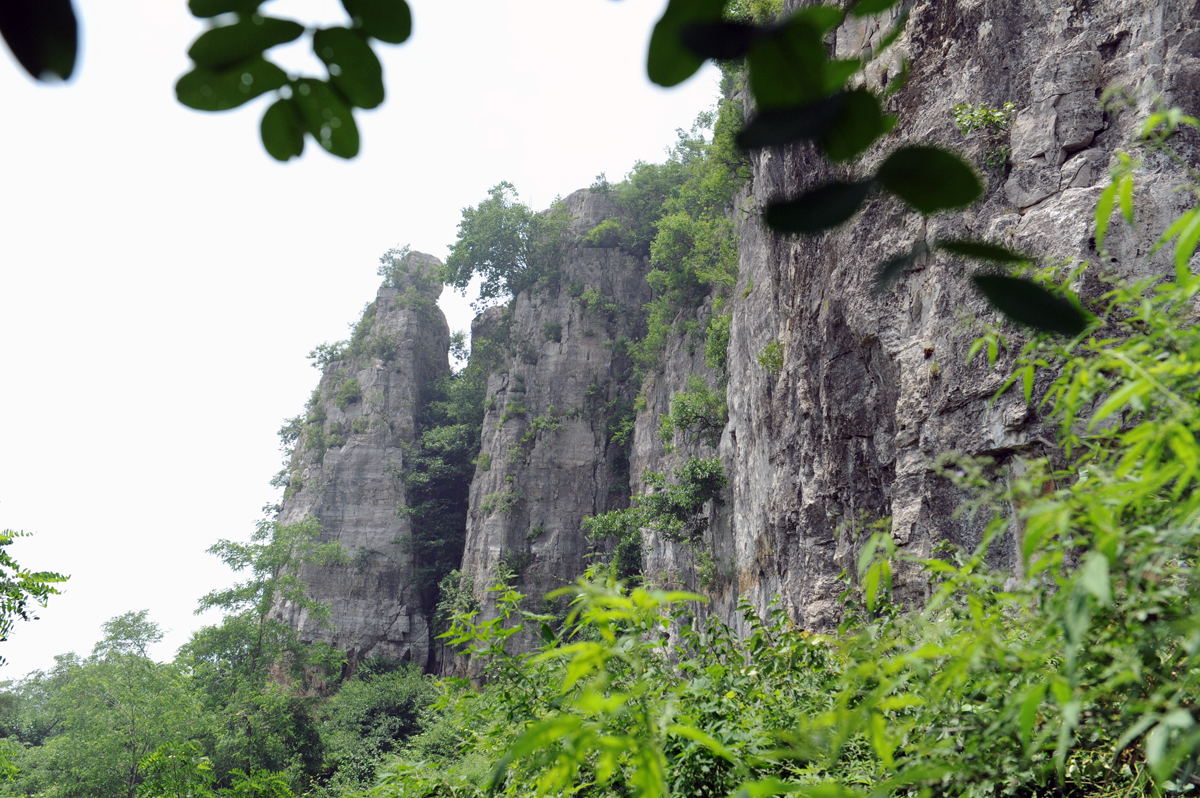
275, 253, 449, 669
279, 0, 1200, 662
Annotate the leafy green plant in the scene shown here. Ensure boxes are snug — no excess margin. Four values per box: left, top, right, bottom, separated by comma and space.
585, 456, 726, 556
658, 375, 727, 449
443, 183, 572, 309
480, 490, 523, 518
756, 339, 783, 375
704, 300, 731, 375
952, 101, 1016, 135
540, 322, 562, 343
334, 377, 363, 410
0, 531, 66, 666
175, 0, 413, 160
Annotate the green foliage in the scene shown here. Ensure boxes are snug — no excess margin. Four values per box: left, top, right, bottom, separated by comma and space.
434, 570, 479, 632
443, 183, 572, 309
756, 338, 783, 374
520, 408, 563, 447
334, 377, 363, 409
952, 101, 1016, 135
584, 456, 726, 561
399, 317, 508, 611
1, 615, 209, 798
540, 322, 562, 343
704, 300, 731, 374
0, 530, 66, 666
318, 667, 436, 791
658, 375, 727, 449
177, 0, 411, 160
626, 104, 747, 377
480, 490, 523, 518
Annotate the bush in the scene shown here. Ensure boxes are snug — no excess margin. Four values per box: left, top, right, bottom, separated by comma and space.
658, 374, 726, 449
320, 667, 437, 790
334, 378, 362, 410
756, 339, 783, 375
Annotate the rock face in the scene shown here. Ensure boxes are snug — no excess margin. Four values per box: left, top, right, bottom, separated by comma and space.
459, 190, 650, 605
279, 0, 1200, 661
275, 253, 449, 670
717, 0, 1199, 628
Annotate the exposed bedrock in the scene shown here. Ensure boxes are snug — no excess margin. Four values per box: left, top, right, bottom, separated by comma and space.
279, 0, 1200, 663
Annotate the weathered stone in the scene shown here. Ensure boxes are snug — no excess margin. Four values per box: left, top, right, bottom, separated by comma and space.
274, 252, 450, 671
280, 0, 1200, 665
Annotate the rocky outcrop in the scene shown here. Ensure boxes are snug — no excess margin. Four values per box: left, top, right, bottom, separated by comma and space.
719, 0, 1199, 627
458, 191, 650, 605
275, 253, 449, 670
279, 0, 1200, 661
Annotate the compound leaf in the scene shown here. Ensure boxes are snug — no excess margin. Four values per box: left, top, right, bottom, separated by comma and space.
314, 27, 384, 109
877, 145, 983, 214
176, 57, 288, 111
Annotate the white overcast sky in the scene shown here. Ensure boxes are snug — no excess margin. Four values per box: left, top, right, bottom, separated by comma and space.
0, 0, 719, 675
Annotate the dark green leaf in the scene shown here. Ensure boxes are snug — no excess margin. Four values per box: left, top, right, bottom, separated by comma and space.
747, 15, 826, 108
764, 180, 874, 234
935, 239, 1032, 263
823, 58, 861, 93
972, 274, 1089, 336
314, 27, 384, 109
260, 97, 305, 161
818, 87, 885, 163
188, 0, 264, 18
539, 622, 555, 644
341, 0, 411, 43
873, 241, 926, 293
737, 94, 843, 149
292, 79, 360, 158
176, 57, 288, 112
647, 0, 725, 87
680, 21, 763, 60
0, 0, 78, 81
188, 17, 304, 70
851, 0, 901, 17
792, 4, 845, 34
877, 145, 983, 214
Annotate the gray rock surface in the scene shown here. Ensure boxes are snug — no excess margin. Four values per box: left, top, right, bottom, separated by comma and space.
281, 0, 1200, 663
459, 190, 650, 607
275, 252, 449, 670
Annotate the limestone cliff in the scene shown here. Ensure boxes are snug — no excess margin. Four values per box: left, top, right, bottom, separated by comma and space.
277, 0, 1200, 662
275, 252, 449, 670
459, 190, 650, 605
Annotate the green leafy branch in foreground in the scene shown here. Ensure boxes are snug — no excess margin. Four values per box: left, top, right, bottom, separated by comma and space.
175, 0, 413, 160
0, 531, 67, 667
